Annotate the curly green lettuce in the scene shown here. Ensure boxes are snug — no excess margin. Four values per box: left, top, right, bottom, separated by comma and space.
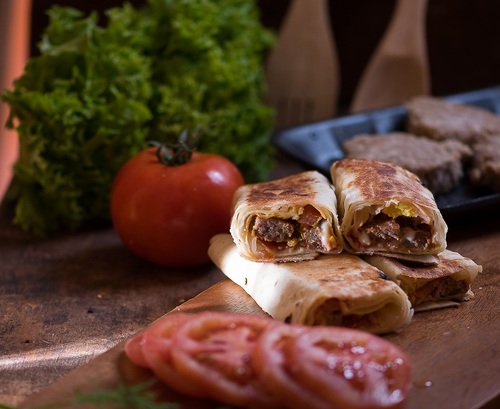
2, 0, 275, 235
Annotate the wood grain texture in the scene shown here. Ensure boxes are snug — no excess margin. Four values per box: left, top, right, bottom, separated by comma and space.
9, 218, 500, 409
1, 157, 499, 408
0, 202, 225, 406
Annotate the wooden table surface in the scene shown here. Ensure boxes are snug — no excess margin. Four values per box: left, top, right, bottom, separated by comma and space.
1, 157, 499, 409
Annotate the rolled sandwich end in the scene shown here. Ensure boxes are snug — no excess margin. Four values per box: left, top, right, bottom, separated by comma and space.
364, 249, 482, 310
304, 292, 413, 335
331, 158, 448, 258
209, 234, 413, 335
230, 171, 344, 262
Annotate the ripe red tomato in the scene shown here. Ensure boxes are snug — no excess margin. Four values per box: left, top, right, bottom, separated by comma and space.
110, 146, 244, 267
123, 311, 412, 409
252, 323, 331, 409
124, 333, 148, 368
170, 312, 279, 408
289, 326, 412, 409
254, 323, 411, 409
141, 313, 207, 397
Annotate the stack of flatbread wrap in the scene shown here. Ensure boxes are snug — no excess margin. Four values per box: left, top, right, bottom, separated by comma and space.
208, 159, 481, 334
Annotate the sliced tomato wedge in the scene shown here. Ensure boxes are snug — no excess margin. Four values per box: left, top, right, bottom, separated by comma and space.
253, 322, 331, 409
289, 327, 412, 409
124, 333, 149, 368
140, 313, 208, 398
126, 311, 411, 409
170, 311, 280, 408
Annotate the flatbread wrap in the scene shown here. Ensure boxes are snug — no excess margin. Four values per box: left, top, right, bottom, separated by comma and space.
208, 234, 413, 334
364, 249, 481, 310
230, 171, 343, 262
330, 158, 447, 259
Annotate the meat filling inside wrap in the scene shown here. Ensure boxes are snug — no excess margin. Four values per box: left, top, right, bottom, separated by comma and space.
250, 205, 338, 255
353, 210, 432, 252
311, 298, 385, 329
411, 277, 469, 306
330, 158, 447, 257
363, 249, 481, 308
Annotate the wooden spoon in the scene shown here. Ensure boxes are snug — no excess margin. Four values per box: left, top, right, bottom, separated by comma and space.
350, 0, 430, 113
264, 0, 340, 129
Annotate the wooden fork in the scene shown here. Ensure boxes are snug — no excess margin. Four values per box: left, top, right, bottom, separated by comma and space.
264, 0, 340, 129
350, 0, 430, 113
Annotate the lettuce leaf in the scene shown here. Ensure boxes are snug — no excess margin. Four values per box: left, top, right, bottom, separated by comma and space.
2, 0, 275, 235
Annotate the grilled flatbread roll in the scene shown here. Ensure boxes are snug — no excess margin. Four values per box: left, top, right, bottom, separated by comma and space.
364, 249, 481, 310
208, 234, 413, 334
330, 158, 447, 259
230, 171, 343, 262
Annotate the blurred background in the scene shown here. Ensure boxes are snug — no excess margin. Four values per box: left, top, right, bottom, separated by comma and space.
28, 0, 500, 113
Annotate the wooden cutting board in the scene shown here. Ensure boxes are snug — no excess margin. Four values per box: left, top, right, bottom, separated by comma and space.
19, 243, 500, 409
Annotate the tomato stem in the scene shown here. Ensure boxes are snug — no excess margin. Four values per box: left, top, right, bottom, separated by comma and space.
148, 127, 202, 166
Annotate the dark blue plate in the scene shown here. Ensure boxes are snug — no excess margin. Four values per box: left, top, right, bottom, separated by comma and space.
271, 86, 500, 219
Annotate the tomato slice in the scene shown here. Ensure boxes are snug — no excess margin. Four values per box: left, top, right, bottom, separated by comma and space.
140, 313, 208, 398
124, 333, 149, 368
289, 327, 412, 409
170, 311, 280, 408
253, 322, 331, 409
